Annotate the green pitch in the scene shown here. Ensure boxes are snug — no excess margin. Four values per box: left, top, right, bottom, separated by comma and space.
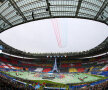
6, 71, 104, 84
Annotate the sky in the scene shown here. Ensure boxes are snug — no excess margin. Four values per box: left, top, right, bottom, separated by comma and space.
0, 18, 108, 53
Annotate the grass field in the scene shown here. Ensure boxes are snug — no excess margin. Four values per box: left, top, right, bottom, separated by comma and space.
6, 71, 104, 84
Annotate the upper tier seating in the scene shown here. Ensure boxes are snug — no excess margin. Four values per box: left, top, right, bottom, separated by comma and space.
0, 55, 53, 72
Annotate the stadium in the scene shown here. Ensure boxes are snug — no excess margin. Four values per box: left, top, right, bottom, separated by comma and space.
0, 0, 108, 90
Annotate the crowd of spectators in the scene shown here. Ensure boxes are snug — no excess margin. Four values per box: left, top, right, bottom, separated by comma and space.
80, 80, 108, 90
0, 72, 35, 90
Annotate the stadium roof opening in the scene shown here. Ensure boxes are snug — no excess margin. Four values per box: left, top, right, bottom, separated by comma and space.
0, 18, 108, 53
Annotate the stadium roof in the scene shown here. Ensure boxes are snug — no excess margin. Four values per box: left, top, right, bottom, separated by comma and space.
0, 0, 108, 58
0, 0, 108, 33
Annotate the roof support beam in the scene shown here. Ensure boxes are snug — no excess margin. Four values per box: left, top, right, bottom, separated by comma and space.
32, 12, 35, 20
94, 0, 108, 20
0, 14, 12, 26
0, 28, 4, 33
105, 17, 108, 22
8, 0, 27, 22
105, 2, 108, 22
75, 0, 83, 17
46, 0, 52, 17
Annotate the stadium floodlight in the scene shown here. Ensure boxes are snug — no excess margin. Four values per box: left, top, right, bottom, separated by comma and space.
0, 50, 2, 54
61, 56, 63, 58
64, 55, 67, 58
50, 56, 52, 58
0, 45, 3, 54
54, 56, 56, 57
